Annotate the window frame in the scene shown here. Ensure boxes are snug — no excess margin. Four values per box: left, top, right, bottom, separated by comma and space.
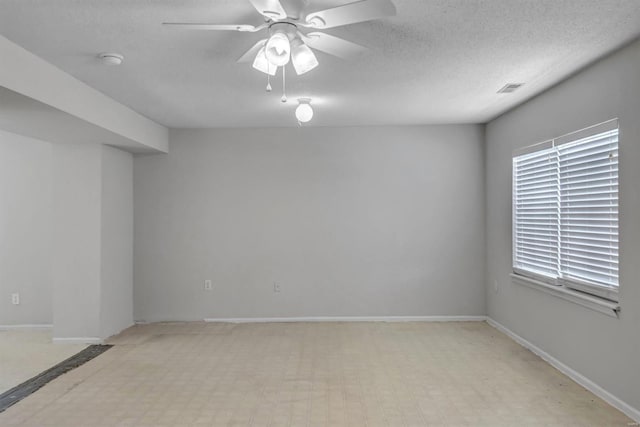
512, 119, 620, 303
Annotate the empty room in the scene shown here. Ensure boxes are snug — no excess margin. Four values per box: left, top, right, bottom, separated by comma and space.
0, 0, 639, 425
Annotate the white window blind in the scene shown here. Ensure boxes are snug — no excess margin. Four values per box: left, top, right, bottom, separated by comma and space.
513, 148, 559, 281
513, 120, 619, 301
557, 129, 619, 298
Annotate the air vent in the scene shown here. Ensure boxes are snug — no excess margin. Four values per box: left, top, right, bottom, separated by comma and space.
497, 83, 524, 94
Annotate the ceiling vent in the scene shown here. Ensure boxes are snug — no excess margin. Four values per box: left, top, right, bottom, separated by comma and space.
497, 83, 523, 94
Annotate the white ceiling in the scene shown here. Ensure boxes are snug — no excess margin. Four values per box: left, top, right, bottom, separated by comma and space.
1, 0, 639, 128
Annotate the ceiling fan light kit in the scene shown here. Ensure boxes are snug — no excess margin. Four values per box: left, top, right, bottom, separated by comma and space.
163, 0, 396, 123
264, 31, 291, 66
290, 38, 318, 75
252, 46, 277, 76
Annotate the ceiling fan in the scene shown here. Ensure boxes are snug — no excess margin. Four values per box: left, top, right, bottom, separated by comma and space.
163, 0, 397, 76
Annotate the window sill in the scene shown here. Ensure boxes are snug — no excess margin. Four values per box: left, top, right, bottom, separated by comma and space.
510, 273, 620, 318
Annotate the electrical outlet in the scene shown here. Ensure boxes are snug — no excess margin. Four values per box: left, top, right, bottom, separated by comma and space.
11, 293, 20, 305
204, 280, 213, 291
273, 282, 281, 293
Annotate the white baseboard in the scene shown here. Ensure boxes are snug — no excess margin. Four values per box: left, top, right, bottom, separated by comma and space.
0, 324, 53, 330
205, 315, 487, 323
52, 337, 103, 345
486, 317, 640, 423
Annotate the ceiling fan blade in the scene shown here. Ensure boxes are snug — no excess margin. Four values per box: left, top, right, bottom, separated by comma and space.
247, 0, 288, 20
301, 32, 369, 60
238, 39, 268, 63
302, 0, 396, 29
162, 23, 266, 32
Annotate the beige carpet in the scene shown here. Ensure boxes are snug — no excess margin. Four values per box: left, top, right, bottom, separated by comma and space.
0, 321, 631, 426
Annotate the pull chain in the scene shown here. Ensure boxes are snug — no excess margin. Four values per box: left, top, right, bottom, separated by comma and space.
281, 66, 287, 103
266, 71, 272, 92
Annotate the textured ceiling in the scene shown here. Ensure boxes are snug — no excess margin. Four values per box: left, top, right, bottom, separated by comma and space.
1, 0, 639, 128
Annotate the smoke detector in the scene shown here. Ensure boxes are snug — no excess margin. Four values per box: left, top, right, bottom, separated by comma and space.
98, 52, 124, 66
497, 83, 523, 94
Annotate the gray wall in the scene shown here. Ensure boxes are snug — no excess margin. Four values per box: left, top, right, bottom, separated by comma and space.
51, 142, 134, 340
51, 142, 102, 339
0, 130, 52, 325
486, 39, 640, 411
0, 128, 134, 340
134, 125, 486, 322
100, 145, 134, 338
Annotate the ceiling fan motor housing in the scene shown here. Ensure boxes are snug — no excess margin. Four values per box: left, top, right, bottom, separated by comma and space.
268, 21, 298, 40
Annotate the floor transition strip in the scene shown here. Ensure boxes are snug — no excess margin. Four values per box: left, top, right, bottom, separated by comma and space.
0, 344, 112, 413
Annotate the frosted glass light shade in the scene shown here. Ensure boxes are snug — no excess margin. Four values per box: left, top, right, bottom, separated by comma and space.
265, 33, 290, 66
291, 41, 318, 75
252, 47, 277, 76
295, 102, 314, 123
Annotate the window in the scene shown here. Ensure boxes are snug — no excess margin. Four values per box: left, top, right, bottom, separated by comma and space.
513, 120, 619, 301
